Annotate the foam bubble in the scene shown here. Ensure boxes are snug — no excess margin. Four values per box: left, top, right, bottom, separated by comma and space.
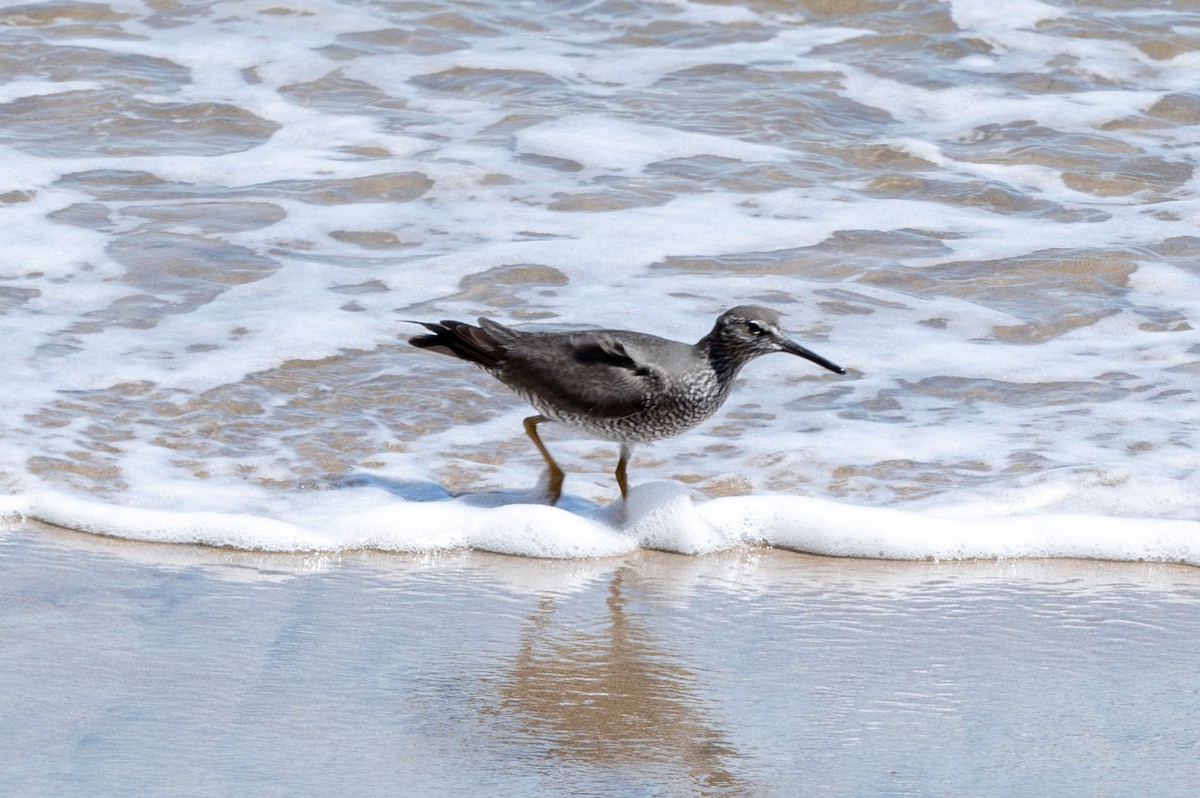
948, 0, 1065, 32
0, 81, 103, 104
624, 482, 728, 554
516, 115, 791, 173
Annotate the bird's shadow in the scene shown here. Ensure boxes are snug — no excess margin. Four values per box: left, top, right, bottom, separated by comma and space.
334, 472, 609, 516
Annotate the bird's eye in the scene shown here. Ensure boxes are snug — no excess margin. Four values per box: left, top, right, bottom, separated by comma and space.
746, 321, 765, 335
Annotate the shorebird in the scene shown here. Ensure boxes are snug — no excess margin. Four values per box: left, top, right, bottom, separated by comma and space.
409, 305, 845, 503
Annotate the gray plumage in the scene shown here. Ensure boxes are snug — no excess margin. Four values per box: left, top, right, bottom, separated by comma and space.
409, 305, 845, 503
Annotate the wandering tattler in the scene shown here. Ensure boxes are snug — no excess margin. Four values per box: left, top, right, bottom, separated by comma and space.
409, 305, 845, 503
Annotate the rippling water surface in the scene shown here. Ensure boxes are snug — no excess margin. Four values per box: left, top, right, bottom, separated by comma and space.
2, 0, 1199, 541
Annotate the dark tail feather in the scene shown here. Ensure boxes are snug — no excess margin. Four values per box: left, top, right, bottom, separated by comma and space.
408, 320, 503, 369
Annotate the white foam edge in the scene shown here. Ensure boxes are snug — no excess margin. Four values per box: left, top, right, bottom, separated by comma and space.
697, 491, 1200, 566
0, 491, 637, 559
4, 485, 1198, 566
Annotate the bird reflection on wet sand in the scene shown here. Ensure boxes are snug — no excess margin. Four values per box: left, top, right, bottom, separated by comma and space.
487, 570, 748, 795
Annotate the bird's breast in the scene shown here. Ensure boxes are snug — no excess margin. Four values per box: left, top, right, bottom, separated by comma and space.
531, 369, 731, 443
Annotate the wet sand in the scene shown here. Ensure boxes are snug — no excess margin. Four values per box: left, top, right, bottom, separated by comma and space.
3, 520, 1199, 797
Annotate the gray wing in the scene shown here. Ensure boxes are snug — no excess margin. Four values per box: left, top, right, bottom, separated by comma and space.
494, 329, 673, 420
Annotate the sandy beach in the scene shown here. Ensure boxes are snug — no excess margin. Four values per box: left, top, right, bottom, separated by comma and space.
4, 520, 1199, 797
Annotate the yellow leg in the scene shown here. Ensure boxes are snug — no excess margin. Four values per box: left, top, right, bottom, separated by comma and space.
523, 415, 564, 504
615, 443, 633, 501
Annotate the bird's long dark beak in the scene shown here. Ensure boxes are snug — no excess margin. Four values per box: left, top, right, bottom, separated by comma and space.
781, 338, 846, 375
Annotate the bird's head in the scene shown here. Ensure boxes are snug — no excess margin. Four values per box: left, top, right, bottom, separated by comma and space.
711, 306, 845, 375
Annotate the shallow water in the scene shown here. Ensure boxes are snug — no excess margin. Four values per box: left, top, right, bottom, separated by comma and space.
3, 520, 1199, 796
2, 0, 1199, 558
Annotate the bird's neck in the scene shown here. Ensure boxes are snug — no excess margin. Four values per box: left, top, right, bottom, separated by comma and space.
696, 335, 748, 386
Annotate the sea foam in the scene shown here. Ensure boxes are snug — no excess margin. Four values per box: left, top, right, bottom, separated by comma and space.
2, 0, 1198, 568
4, 486, 1197, 566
